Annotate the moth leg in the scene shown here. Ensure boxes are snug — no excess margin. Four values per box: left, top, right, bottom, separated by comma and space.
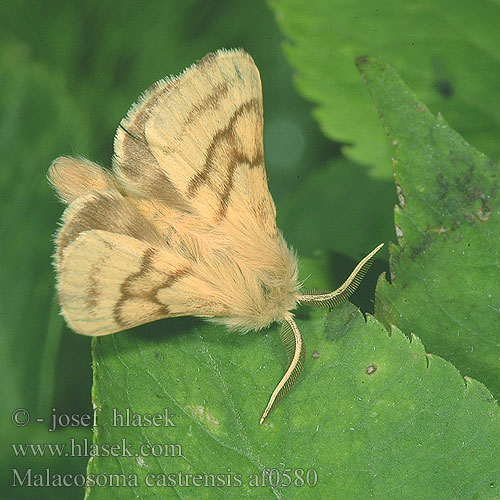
297, 243, 384, 308
260, 314, 305, 424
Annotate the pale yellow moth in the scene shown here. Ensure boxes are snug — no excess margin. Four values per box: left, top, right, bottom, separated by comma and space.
48, 49, 383, 424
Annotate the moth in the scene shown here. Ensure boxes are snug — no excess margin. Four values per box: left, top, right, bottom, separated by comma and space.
48, 49, 383, 424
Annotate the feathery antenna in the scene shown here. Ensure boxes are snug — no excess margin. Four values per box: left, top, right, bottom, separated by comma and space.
297, 243, 384, 308
260, 314, 305, 424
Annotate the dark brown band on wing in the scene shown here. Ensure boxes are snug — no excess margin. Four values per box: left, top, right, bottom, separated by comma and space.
57, 192, 162, 261
178, 82, 229, 140
113, 247, 190, 329
86, 258, 106, 309
186, 98, 264, 219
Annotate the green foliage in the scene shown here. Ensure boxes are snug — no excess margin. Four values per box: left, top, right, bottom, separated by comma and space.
0, 43, 91, 500
3, 1, 500, 499
355, 56, 500, 398
87, 303, 500, 499
278, 156, 395, 258
271, 0, 500, 178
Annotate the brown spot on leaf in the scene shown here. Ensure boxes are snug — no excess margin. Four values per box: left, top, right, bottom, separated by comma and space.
478, 205, 491, 222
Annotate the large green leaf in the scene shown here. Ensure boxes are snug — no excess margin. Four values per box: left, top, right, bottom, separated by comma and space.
354, 56, 500, 398
86, 301, 500, 499
271, 0, 500, 178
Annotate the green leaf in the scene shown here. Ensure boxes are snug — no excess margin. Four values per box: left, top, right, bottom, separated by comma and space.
355, 56, 500, 398
87, 303, 500, 499
278, 156, 396, 258
271, 0, 500, 178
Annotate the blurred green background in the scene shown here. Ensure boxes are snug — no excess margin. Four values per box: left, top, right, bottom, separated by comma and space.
0, 1, 397, 498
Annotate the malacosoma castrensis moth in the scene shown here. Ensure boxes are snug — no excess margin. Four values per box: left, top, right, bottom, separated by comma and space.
48, 49, 383, 424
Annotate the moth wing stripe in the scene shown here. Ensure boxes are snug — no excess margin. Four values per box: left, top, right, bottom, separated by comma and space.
58, 230, 193, 336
